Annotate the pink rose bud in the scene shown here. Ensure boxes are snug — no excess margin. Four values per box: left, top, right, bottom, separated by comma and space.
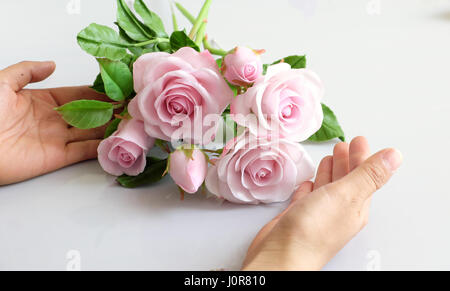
169, 148, 207, 194
223, 47, 264, 86
98, 119, 155, 176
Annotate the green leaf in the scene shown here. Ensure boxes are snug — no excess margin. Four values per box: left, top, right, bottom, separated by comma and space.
128, 44, 160, 57
170, 31, 200, 52
128, 46, 144, 56
116, 22, 138, 43
90, 73, 105, 94
262, 64, 269, 75
216, 58, 223, 68
120, 53, 134, 66
55, 100, 113, 130
308, 104, 345, 142
263, 55, 307, 74
134, 0, 167, 38
117, 0, 152, 42
117, 158, 168, 188
157, 42, 172, 53
97, 58, 133, 101
273, 55, 307, 69
104, 118, 122, 138
77, 23, 131, 61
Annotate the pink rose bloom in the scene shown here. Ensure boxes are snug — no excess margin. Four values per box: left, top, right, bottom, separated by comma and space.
231, 63, 324, 142
223, 47, 263, 86
129, 47, 234, 144
205, 131, 315, 204
169, 148, 207, 194
98, 119, 155, 176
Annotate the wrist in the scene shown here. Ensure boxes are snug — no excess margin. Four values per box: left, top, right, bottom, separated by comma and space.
242, 236, 327, 271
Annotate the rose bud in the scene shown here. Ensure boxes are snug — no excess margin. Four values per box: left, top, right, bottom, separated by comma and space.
223, 47, 264, 86
98, 119, 155, 176
169, 148, 207, 194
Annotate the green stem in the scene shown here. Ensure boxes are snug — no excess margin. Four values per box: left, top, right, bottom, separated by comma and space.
132, 38, 170, 47
189, 0, 213, 39
176, 2, 229, 56
170, 2, 179, 31
195, 21, 208, 47
203, 38, 228, 56
175, 2, 196, 23
113, 103, 124, 110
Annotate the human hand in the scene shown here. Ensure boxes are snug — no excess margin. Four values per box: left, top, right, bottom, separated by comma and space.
0, 61, 108, 185
242, 136, 403, 270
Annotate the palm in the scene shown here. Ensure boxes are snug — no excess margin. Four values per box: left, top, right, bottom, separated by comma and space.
244, 137, 371, 266
0, 61, 106, 185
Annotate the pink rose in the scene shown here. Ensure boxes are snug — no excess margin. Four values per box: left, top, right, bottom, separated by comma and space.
98, 119, 155, 176
129, 47, 234, 144
205, 132, 315, 204
223, 47, 263, 86
231, 63, 324, 142
169, 148, 207, 193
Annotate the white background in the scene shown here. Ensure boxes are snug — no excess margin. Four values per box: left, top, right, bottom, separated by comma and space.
0, 0, 450, 270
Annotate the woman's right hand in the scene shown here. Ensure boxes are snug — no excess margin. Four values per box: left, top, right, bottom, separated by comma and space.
242, 136, 403, 270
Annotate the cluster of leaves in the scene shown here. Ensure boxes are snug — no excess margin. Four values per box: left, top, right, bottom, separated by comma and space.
55, 0, 207, 188
56, 0, 200, 135
54, 0, 345, 189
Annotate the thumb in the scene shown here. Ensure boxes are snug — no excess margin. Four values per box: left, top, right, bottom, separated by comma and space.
0, 61, 56, 92
333, 148, 403, 201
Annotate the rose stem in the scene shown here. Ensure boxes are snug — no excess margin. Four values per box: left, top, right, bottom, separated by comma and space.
175, 2, 196, 23
189, 0, 213, 39
171, 2, 179, 31
175, 2, 229, 56
195, 20, 208, 47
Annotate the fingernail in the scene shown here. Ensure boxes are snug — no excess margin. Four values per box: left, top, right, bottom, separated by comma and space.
382, 148, 403, 172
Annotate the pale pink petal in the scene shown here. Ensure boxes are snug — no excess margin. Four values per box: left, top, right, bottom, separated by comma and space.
174, 47, 218, 72
133, 52, 171, 92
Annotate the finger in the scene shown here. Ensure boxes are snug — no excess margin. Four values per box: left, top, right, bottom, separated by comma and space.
47, 86, 109, 106
349, 136, 371, 171
314, 156, 333, 190
64, 140, 101, 166
332, 142, 350, 181
0, 61, 56, 91
67, 125, 107, 143
333, 148, 403, 202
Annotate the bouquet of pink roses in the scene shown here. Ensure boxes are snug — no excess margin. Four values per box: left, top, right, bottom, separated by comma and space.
56, 0, 345, 204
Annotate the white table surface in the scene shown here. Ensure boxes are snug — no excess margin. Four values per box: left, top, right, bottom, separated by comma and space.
1, 0, 450, 270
